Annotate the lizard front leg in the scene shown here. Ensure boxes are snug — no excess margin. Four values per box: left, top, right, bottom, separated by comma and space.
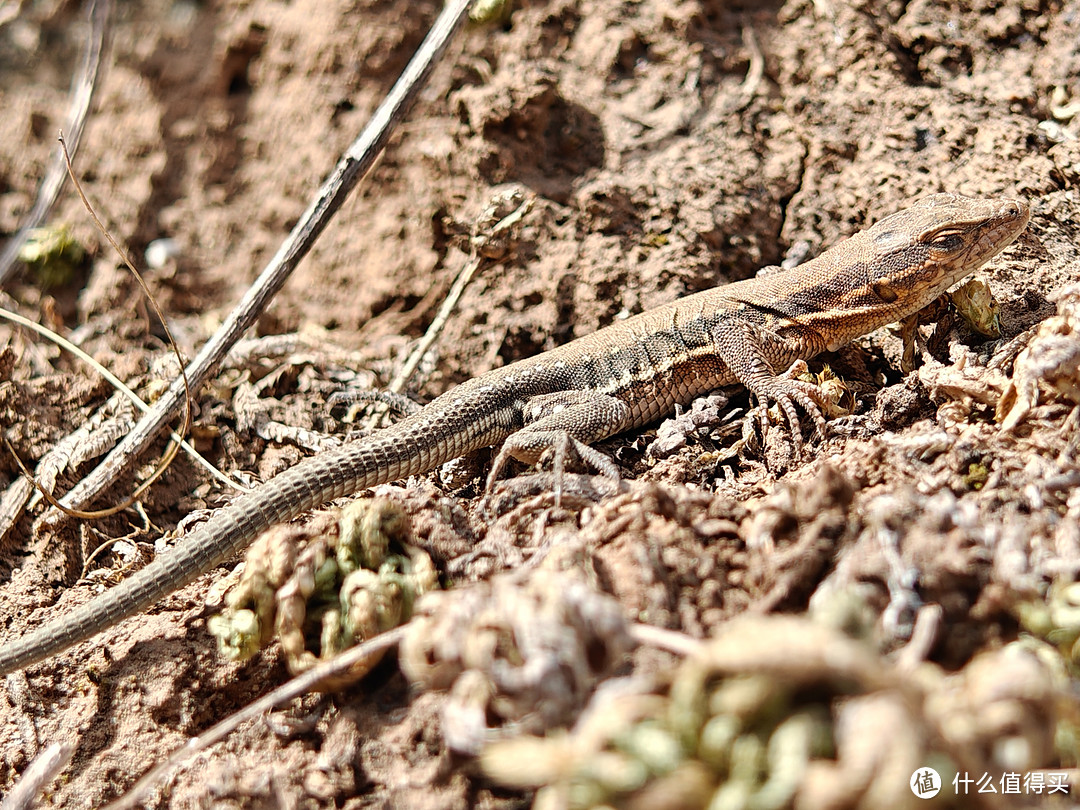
485, 391, 633, 499
713, 320, 830, 447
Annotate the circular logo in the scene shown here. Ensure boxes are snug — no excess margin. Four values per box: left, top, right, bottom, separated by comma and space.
910, 767, 942, 799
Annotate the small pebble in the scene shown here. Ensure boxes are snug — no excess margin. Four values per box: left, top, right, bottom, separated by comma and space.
145, 237, 180, 269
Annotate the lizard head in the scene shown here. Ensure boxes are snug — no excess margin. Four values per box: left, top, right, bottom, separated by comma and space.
862, 193, 1030, 307
789, 193, 1031, 353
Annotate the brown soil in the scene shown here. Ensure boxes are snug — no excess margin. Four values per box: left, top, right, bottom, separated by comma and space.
1, 0, 1079, 807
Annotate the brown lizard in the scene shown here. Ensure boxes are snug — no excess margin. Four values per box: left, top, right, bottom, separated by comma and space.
0, 192, 1029, 676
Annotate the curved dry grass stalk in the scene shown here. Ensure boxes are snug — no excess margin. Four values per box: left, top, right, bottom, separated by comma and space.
0, 0, 112, 285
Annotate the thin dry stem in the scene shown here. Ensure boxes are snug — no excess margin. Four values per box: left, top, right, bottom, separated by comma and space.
0, 0, 111, 284
46, 0, 474, 527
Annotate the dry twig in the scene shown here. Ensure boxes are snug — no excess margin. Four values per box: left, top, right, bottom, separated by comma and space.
101, 627, 407, 810
0, 0, 111, 284
45, 0, 474, 524
0, 742, 73, 810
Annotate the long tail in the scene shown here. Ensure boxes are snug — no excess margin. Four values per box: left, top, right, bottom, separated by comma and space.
0, 405, 503, 675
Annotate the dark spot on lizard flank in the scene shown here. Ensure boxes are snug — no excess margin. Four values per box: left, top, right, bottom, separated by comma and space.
767, 261, 874, 315
639, 330, 689, 370
603, 343, 644, 380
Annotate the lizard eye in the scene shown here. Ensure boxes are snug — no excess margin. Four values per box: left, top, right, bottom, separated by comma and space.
930, 232, 963, 251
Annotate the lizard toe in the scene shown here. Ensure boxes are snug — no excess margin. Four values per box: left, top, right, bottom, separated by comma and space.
756, 378, 829, 449
787, 384, 829, 439
773, 393, 805, 451
778, 359, 812, 381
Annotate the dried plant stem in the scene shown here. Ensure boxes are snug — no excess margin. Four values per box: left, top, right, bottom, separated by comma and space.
103, 627, 407, 810
387, 254, 484, 395
0, 308, 228, 486
0, 742, 74, 810
47, 0, 473, 522
0, 0, 111, 284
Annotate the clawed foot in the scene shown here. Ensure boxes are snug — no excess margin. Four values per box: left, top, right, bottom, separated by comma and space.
484, 430, 620, 505
752, 360, 830, 452
481, 391, 630, 504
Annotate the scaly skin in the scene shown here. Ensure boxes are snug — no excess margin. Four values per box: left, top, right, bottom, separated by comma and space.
0, 192, 1030, 675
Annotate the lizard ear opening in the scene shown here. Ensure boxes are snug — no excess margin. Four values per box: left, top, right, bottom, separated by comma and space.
871, 280, 899, 303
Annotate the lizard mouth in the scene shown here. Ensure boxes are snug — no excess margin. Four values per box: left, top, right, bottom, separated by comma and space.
964, 198, 1030, 270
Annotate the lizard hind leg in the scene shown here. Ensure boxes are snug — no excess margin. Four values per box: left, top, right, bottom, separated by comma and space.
484, 391, 632, 501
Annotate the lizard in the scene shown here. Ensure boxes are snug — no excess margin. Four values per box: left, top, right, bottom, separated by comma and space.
0, 192, 1029, 676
